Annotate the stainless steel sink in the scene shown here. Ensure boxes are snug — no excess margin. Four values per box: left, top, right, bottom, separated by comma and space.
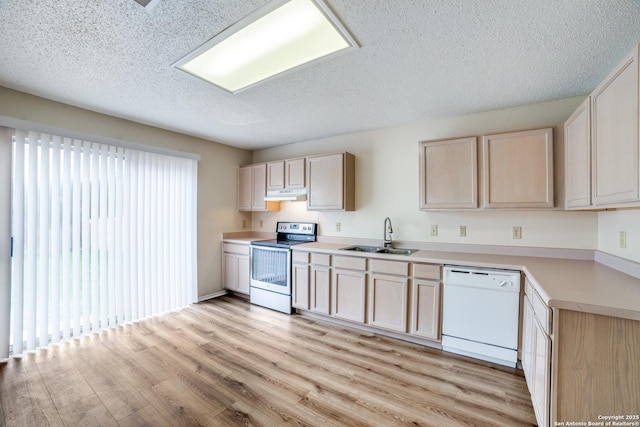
375, 248, 418, 255
340, 245, 418, 255
341, 245, 382, 252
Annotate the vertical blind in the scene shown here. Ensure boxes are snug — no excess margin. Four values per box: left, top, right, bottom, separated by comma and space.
9, 129, 197, 355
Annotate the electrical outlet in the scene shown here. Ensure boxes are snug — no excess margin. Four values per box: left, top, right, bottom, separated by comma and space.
241, 219, 247, 229
335, 222, 341, 232
430, 225, 438, 236
459, 226, 466, 237
512, 226, 522, 239
620, 231, 627, 249
259, 220, 264, 228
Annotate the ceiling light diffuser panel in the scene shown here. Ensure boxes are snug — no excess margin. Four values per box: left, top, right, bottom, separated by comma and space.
174, 0, 358, 93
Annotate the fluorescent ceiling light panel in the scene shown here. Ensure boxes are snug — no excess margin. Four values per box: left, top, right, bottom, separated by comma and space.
174, 0, 357, 93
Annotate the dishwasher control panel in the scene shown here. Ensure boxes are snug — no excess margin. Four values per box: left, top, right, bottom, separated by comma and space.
443, 266, 521, 292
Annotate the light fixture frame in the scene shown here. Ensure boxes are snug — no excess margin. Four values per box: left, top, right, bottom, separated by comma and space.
172, 0, 359, 94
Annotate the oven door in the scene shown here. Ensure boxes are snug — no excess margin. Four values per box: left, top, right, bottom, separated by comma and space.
250, 245, 291, 295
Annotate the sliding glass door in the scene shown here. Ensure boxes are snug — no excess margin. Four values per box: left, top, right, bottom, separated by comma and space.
5, 129, 198, 356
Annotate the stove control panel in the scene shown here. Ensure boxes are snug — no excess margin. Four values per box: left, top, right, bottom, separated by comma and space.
276, 222, 317, 235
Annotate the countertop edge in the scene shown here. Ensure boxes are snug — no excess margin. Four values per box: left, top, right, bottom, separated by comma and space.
547, 299, 640, 322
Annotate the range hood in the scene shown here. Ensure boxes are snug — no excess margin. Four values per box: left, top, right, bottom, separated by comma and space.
265, 188, 307, 201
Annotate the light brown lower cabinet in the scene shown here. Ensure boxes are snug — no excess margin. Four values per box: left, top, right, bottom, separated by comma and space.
332, 269, 367, 323
222, 243, 250, 295
523, 278, 640, 427
367, 259, 410, 333
409, 263, 442, 340
292, 251, 310, 310
522, 289, 551, 427
409, 279, 440, 340
551, 310, 640, 424
368, 273, 409, 332
292, 250, 443, 344
309, 254, 331, 315
331, 255, 367, 323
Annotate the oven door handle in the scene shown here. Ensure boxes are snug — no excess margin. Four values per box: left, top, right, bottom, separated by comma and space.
250, 245, 289, 253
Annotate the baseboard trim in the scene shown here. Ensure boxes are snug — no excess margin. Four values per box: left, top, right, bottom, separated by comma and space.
198, 290, 227, 302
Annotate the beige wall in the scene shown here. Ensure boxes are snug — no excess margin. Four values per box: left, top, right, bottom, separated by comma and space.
3, 86, 636, 293
598, 211, 640, 261
0, 87, 252, 298
253, 96, 607, 255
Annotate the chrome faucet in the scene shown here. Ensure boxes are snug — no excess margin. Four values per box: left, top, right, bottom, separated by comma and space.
383, 217, 393, 247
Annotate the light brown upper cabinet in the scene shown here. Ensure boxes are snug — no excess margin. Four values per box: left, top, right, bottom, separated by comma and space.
238, 163, 280, 211
482, 128, 554, 209
564, 97, 592, 209
267, 157, 306, 191
307, 152, 355, 211
238, 165, 253, 211
419, 137, 478, 209
564, 43, 640, 210
591, 44, 639, 206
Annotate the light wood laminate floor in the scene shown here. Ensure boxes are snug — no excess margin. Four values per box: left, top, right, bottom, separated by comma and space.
0, 296, 537, 426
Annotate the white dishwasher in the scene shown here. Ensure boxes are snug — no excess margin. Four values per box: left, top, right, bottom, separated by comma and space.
442, 265, 521, 367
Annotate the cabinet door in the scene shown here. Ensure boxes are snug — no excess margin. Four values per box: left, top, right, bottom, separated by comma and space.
267, 161, 285, 191
223, 253, 237, 291
292, 263, 310, 309
532, 318, 551, 427
285, 158, 306, 189
409, 279, 440, 340
251, 163, 268, 210
310, 265, 331, 314
236, 254, 250, 294
482, 128, 554, 209
419, 137, 478, 209
368, 274, 408, 332
521, 296, 535, 392
332, 269, 366, 323
592, 46, 639, 206
238, 166, 253, 211
307, 153, 355, 211
564, 97, 592, 209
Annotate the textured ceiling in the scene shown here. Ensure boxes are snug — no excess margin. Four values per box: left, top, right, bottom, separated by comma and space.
1, 0, 640, 150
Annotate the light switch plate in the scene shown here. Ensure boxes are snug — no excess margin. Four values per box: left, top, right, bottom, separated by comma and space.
459, 226, 466, 237
430, 225, 438, 236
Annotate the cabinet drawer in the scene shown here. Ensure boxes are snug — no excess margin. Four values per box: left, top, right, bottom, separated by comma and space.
411, 263, 441, 280
311, 253, 331, 266
333, 255, 367, 271
223, 243, 250, 256
526, 279, 552, 335
292, 251, 310, 264
525, 278, 533, 297
370, 259, 409, 276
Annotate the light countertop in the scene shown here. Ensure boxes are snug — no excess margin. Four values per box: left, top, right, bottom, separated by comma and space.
221, 231, 274, 245
292, 242, 640, 322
